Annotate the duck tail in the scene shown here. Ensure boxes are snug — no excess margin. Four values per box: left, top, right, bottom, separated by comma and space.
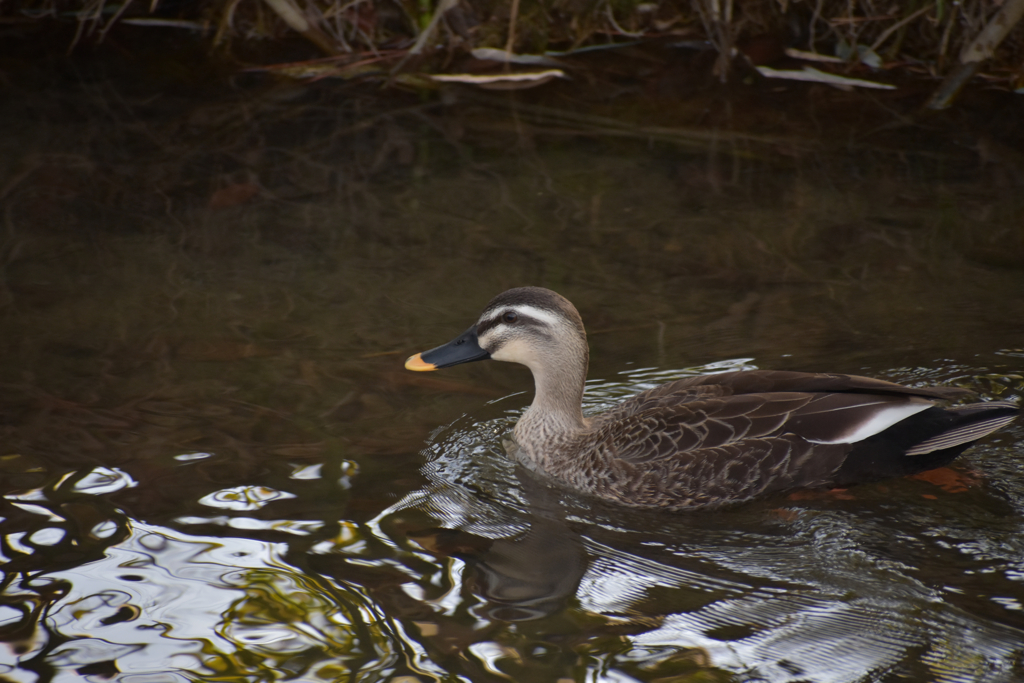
904, 401, 1019, 456
836, 400, 1019, 485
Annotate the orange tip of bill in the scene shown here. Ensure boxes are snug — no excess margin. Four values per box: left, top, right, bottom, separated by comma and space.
405, 353, 437, 372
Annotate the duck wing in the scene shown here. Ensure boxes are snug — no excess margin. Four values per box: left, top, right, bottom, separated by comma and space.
591, 390, 898, 461
594, 369, 985, 450
582, 427, 832, 509
576, 371, 1001, 509
598, 370, 970, 421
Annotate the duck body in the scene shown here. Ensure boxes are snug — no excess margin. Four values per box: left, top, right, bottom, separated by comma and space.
406, 287, 1019, 510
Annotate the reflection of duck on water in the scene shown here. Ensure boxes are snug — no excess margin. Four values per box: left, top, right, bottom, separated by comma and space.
407, 287, 1019, 510
407, 474, 587, 622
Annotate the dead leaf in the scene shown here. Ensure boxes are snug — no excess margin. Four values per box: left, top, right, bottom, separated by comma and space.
428, 70, 568, 90
783, 48, 846, 64
755, 65, 895, 91
786, 487, 857, 501
910, 467, 981, 493
470, 48, 563, 67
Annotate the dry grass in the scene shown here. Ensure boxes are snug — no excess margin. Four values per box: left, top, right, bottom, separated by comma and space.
4, 0, 1023, 86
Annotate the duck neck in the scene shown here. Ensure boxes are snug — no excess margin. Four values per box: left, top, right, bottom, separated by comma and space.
514, 345, 589, 454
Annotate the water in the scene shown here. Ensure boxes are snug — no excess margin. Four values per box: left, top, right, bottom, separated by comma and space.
1, 47, 1023, 682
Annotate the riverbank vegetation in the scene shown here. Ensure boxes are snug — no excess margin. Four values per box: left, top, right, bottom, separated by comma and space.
4, 0, 1023, 107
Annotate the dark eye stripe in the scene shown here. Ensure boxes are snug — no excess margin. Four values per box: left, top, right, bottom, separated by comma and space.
477, 310, 550, 335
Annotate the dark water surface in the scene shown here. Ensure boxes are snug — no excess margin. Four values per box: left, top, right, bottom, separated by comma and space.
2, 50, 1024, 682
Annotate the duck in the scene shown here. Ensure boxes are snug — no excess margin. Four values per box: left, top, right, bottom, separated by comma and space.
405, 287, 1020, 510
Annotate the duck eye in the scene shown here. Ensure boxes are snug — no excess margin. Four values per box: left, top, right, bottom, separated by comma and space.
502, 311, 519, 324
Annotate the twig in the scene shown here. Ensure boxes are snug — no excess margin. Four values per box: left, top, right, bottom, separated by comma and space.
97, 0, 137, 42
958, 0, 1024, 64
262, 0, 339, 54
870, 4, 934, 53
213, 0, 244, 46
604, 2, 643, 39
829, 15, 896, 24
389, 0, 459, 77
937, 0, 958, 66
808, 0, 824, 52
927, 0, 1024, 109
408, 0, 460, 55
504, 0, 520, 64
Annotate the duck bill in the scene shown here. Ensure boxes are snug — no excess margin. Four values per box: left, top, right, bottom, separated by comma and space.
405, 326, 490, 372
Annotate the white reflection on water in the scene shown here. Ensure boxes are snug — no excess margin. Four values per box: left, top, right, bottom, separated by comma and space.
5, 531, 34, 555
91, 520, 120, 539
71, 467, 139, 495
198, 485, 297, 511
5, 466, 138, 503
174, 516, 324, 534
44, 523, 287, 675
6, 501, 64, 521
615, 550, 1023, 683
290, 463, 323, 480
27, 527, 66, 546
28, 521, 394, 681
174, 452, 214, 462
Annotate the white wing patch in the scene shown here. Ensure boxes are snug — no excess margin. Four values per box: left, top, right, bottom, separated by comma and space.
806, 400, 932, 444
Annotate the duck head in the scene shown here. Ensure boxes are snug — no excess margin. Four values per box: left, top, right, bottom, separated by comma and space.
405, 287, 588, 376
